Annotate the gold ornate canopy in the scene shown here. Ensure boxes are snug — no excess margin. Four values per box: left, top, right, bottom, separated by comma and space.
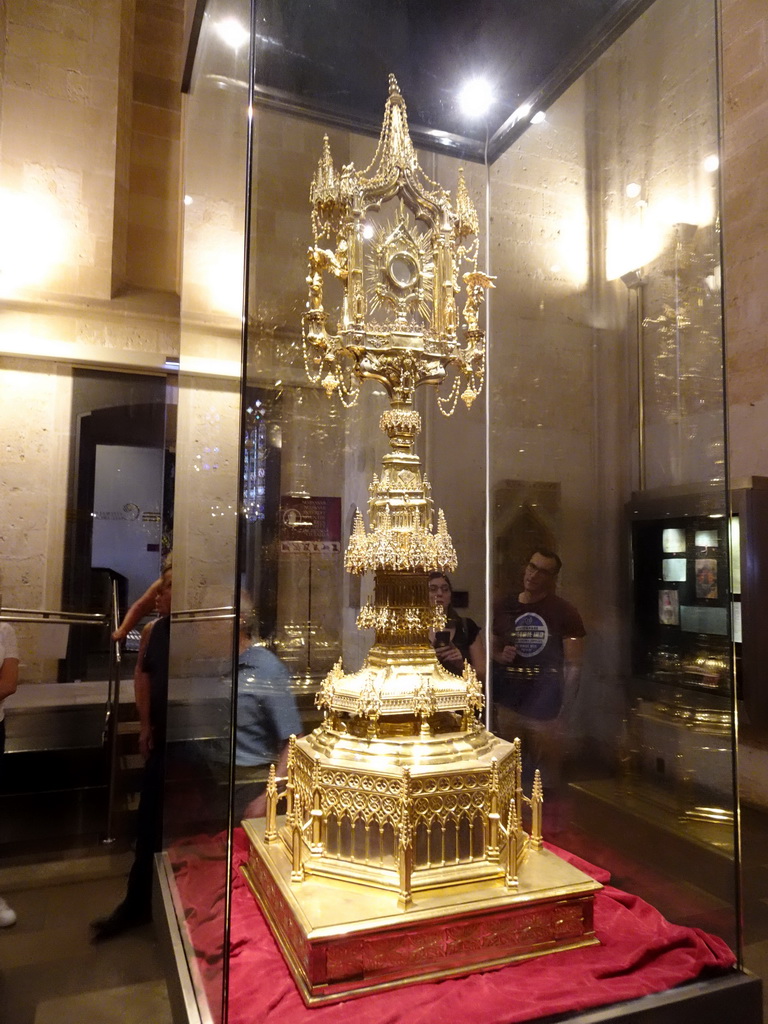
299, 74, 492, 725
302, 73, 491, 413
243, 76, 600, 1006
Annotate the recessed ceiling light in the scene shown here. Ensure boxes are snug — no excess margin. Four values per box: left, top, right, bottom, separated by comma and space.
215, 17, 249, 51
457, 78, 495, 118
703, 154, 720, 172
531, 111, 546, 124
625, 182, 641, 199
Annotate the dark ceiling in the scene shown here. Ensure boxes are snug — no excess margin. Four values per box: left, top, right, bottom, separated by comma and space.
247, 0, 656, 161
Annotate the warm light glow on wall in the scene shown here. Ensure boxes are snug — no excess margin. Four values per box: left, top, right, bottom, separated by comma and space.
0, 188, 72, 297
605, 213, 663, 281
180, 354, 240, 378
0, 326, 70, 360
552, 207, 589, 288
651, 189, 715, 232
183, 198, 244, 318
204, 244, 243, 316
605, 185, 716, 281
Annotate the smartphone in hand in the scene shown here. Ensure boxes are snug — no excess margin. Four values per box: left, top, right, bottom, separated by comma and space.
434, 630, 451, 646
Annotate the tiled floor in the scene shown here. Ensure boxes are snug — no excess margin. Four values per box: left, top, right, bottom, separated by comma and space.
0, 853, 173, 1024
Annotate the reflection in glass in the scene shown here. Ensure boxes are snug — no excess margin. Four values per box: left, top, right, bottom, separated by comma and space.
159, 0, 741, 1011
489, 0, 737, 962
662, 558, 687, 582
658, 589, 680, 625
680, 604, 729, 635
695, 529, 719, 549
662, 527, 686, 553
729, 516, 741, 594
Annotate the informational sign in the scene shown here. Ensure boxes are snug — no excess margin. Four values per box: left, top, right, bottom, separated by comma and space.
279, 495, 341, 553
91, 444, 164, 604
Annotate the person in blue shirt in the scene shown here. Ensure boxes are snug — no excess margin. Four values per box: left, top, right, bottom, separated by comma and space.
233, 604, 303, 821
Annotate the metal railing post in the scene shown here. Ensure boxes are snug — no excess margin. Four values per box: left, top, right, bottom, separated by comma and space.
103, 578, 122, 845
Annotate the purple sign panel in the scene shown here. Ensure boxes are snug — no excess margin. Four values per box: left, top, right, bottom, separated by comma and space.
279, 495, 341, 553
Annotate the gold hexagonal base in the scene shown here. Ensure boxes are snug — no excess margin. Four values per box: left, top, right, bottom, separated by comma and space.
243, 817, 602, 1006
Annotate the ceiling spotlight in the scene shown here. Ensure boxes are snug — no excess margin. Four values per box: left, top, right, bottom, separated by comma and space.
458, 78, 495, 118
183, 195, 193, 206
531, 111, 546, 124
625, 182, 641, 199
703, 154, 720, 173
215, 17, 250, 51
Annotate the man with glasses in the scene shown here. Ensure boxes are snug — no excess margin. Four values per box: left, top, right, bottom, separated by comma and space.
492, 549, 585, 800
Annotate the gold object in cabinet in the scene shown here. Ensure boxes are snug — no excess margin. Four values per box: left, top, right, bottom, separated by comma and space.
245, 76, 601, 1005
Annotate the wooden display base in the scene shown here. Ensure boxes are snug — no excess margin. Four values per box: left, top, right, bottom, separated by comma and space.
242, 816, 602, 1006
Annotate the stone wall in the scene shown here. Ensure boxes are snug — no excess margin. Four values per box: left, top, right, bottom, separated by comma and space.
475, 0, 724, 760
0, 0, 183, 683
125, 0, 184, 293
722, 0, 768, 479
0, 0, 123, 299
0, 359, 71, 681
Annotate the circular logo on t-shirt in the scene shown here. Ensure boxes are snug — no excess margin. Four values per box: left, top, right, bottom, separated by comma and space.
514, 612, 549, 658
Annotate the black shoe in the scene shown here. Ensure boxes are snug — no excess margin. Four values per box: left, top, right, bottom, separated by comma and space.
90, 905, 151, 943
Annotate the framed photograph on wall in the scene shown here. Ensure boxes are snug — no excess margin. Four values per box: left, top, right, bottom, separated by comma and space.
695, 557, 718, 599
662, 558, 687, 582
662, 527, 686, 553
658, 589, 680, 626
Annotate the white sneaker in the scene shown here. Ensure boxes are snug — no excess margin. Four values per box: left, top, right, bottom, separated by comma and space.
0, 896, 16, 927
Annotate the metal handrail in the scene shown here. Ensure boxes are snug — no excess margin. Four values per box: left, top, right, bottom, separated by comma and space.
172, 606, 235, 623
0, 600, 123, 844
103, 577, 122, 845
2, 601, 236, 846
0, 607, 107, 625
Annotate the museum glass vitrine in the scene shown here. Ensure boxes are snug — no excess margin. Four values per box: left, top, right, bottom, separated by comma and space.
155, 1, 761, 1022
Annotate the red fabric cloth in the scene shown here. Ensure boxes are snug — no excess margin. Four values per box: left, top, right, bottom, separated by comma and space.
169, 829, 736, 1024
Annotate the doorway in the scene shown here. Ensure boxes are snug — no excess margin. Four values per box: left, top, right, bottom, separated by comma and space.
62, 369, 175, 682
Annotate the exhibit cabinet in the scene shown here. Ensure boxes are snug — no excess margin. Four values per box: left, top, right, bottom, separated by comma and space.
155, 1, 761, 1022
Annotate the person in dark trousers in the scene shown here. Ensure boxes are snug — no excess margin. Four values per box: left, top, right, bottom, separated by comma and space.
91, 567, 172, 942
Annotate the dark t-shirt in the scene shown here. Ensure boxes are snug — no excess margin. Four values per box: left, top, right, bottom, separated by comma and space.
435, 612, 480, 676
493, 592, 585, 720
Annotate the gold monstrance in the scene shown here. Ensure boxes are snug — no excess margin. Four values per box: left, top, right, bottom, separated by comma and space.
243, 76, 601, 1005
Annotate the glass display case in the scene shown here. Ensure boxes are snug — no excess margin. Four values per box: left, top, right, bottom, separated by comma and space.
621, 477, 768, 857
154, 1, 761, 1022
